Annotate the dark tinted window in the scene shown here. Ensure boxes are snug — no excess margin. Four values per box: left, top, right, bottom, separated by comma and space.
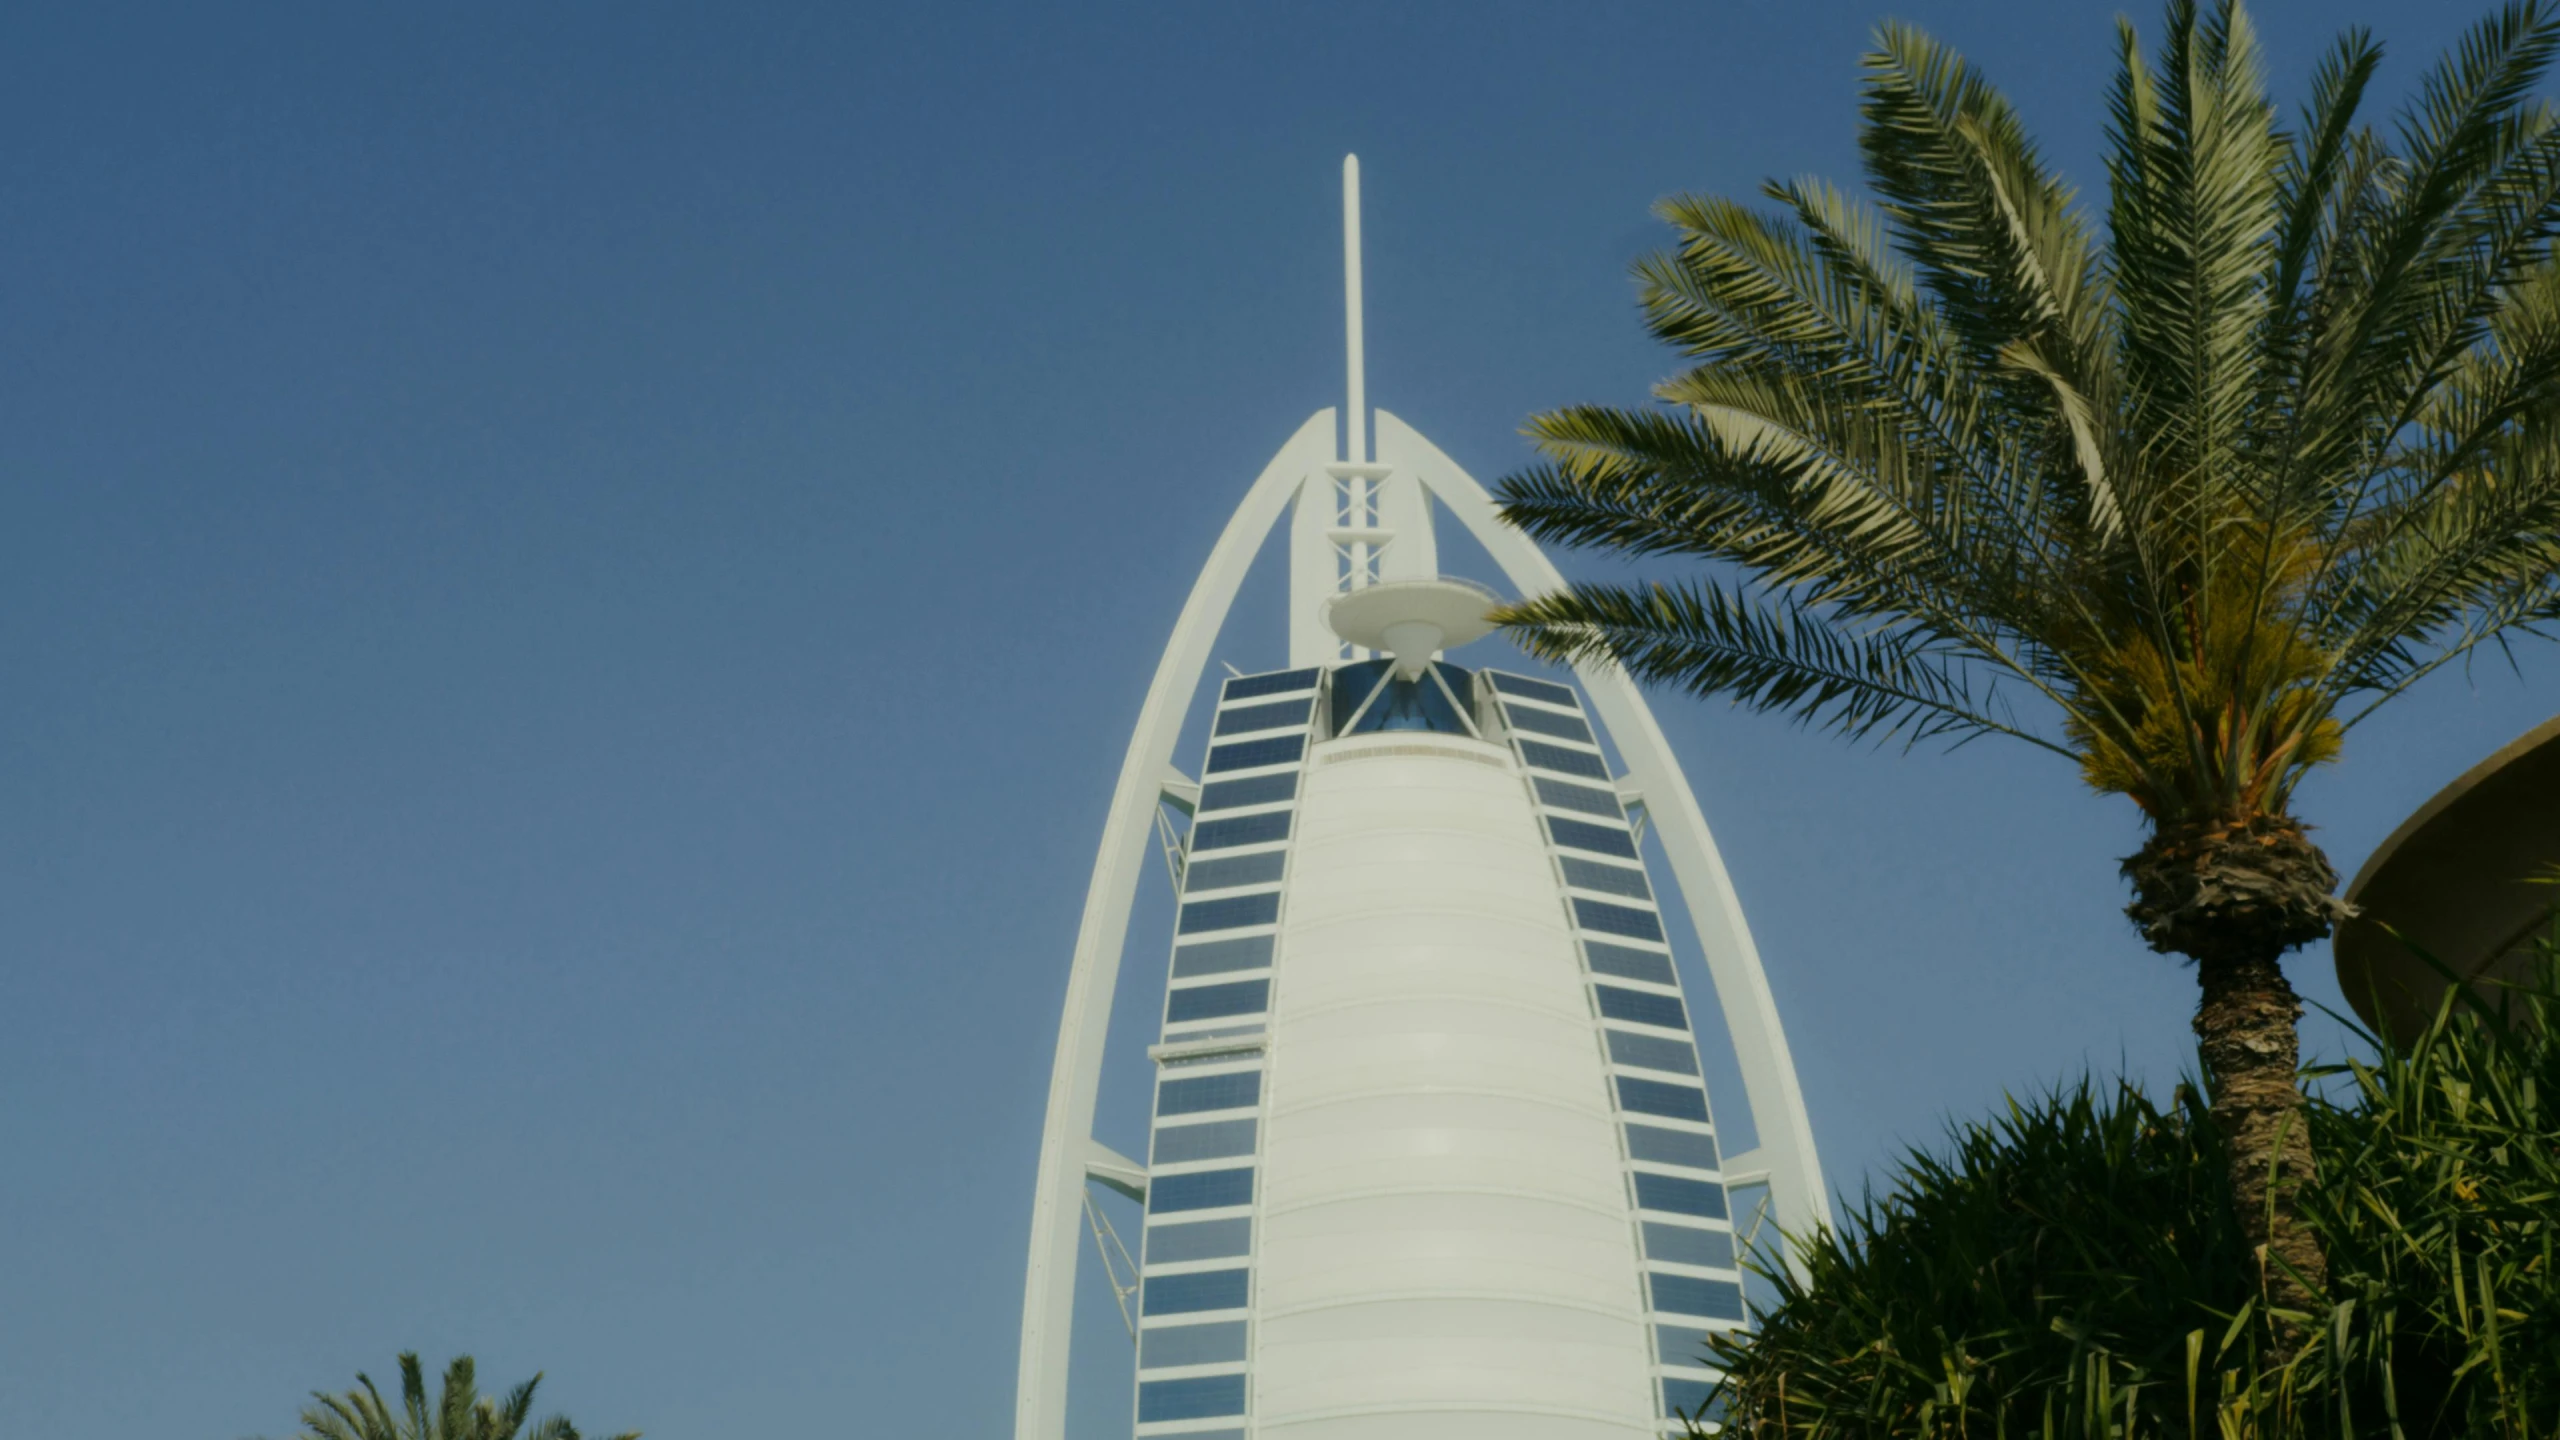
1563, 857, 1650, 899
1619, 1077, 1713, 1123
1507, 705, 1595, 743
1519, 739, 1608, 778
1206, 734, 1305, 774
1222, 667, 1321, 700
1143, 1217, 1251, 1265
1662, 1377, 1723, 1418
1650, 1272, 1745, 1319
1586, 942, 1677, 985
1607, 1029, 1700, 1074
1191, 811, 1290, 851
1597, 983, 1688, 1028
1547, 816, 1638, 858
1139, 1320, 1249, 1370
1577, 898, 1666, 942
1166, 979, 1270, 1023
1185, 851, 1286, 892
1141, 1267, 1249, 1315
1536, 777, 1622, 817
1626, 1123, 1719, 1169
1172, 935, 1274, 978
1634, 1171, 1729, 1217
1216, 697, 1313, 735
1644, 1222, 1736, 1269
1138, 1374, 1247, 1422
1158, 1071, 1260, 1116
1149, 1167, 1254, 1213
1178, 892, 1281, 935
1331, 658, 1474, 736
1657, 1323, 1716, 1366
1489, 671, 1578, 706
1153, 1118, 1258, 1165
1198, 772, 1296, 812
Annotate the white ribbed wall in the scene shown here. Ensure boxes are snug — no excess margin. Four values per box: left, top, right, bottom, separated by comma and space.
1251, 730, 1658, 1439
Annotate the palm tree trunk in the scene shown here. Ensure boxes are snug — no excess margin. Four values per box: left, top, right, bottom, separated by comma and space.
2192, 947, 2326, 1336
2123, 813, 2345, 1355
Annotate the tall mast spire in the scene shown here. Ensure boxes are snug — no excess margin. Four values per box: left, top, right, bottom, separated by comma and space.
1342, 153, 1367, 465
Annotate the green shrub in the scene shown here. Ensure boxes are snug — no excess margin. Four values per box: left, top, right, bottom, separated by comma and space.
1703, 941, 2560, 1439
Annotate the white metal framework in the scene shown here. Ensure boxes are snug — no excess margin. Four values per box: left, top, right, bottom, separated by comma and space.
1016, 156, 1828, 1440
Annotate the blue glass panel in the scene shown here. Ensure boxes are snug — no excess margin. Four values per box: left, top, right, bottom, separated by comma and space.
1635, 1171, 1729, 1218
1172, 935, 1274, 978
1657, 1322, 1718, 1367
1596, 983, 1688, 1028
1644, 1222, 1736, 1269
1619, 1077, 1713, 1123
1547, 816, 1637, 858
1331, 658, 1474, 736
1157, 1071, 1260, 1116
1626, 1123, 1719, 1169
1662, 1377, 1724, 1419
1206, 734, 1305, 774
1216, 697, 1313, 735
1138, 1373, 1247, 1422
1166, 978, 1270, 1023
1198, 772, 1296, 812
1536, 777, 1622, 817
1488, 671, 1578, 706
1140, 1320, 1249, 1370
1585, 941, 1676, 985
1650, 1272, 1746, 1319
1607, 1029, 1700, 1074
1178, 892, 1281, 935
1518, 739, 1608, 778
1149, 1167, 1254, 1213
1577, 898, 1665, 942
1191, 811, 1290, 851
1141, 1267, 1249, 1315
1144, 1217, 1251, 1264
1185, 851, 1286, 892
1562, 856, 1651, 899
1223, 667, 1321, 701
1153, 1118, 1258, 1164
1507, 705, 1595, 743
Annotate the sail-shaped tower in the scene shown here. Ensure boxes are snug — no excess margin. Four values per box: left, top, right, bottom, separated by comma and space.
1018, 158, 1830, 1440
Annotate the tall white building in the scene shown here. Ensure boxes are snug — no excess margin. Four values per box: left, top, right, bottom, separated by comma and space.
1017, 158, 1829, 1440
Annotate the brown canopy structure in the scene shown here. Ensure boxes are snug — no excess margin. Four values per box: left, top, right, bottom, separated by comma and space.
2333, 713, 2560, 1043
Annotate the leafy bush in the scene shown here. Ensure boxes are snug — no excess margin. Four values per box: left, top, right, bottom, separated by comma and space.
1703, 940, 2560, 1439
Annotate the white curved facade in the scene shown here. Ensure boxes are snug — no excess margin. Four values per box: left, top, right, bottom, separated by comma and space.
1014, 157, 1826, 1440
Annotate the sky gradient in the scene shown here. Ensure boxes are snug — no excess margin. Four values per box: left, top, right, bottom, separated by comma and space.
3, 3, 2554, 1437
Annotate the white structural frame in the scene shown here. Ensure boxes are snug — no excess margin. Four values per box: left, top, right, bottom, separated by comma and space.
1013, 156, 1828, 1440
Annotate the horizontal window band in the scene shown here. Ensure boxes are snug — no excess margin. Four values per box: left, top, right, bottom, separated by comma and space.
1607, 1029, 1700, 1075
1143, 1217, 1251, 1266
1562, 856, 1651, 900
1657, 1323, 1724, 1369
1663, 1376, 1724, 1421
1585, 941, 1676, 986
1156, 1071, 1261, 1116
1177, 892, 1282, 935
1138, 1319, 1250, 1371
1618, 1077, 1712, 1124
1149, 1166, 1255, 1214
1171, 934, 1275, 979
1535, 776, 1621, 817
1547, 816, 1637, 859
1518, 738, 1609, 779
1141, 1267, 1250, 1316
1205, 734, 1306, 774
1650, 1272, 1746, 1321
1507, 705, 1596, 744
1626, 1122, 1721, 1170
1635, 1171, 1730, 1219
1165, 978, 1270, 1024
1487, 671, 1578, 707
1576, 898, 1665, 943
1190, 811, 1291, 852
1137, 1373, 1248, 1423
1644, 1221, 1737, 1270
1183, 850, 1286, 892
1196, 772, 1298, 812
1152, 1117, 1258, 1166
1222, 667, 1321, 701
1214, 697, 1313, 735
1596, 983, 1688, 1029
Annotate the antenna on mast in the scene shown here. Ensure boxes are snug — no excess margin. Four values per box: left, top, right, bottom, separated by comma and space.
1342, 154, 1367, 465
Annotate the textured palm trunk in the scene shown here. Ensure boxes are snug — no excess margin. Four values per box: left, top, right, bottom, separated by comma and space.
2123, 813, 2347, 1355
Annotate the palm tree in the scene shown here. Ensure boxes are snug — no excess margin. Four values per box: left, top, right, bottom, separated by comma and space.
1495, 0, 2560, 1348
287, 1352, 637, 1440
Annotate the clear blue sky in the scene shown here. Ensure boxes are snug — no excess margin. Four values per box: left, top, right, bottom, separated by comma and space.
3, 3, 2551, 1437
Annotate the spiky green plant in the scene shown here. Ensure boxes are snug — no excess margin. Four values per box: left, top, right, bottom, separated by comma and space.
1692, 935, 2560, 1440
283, 1353, 637, 1440
1495, 0, 2560, 1340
